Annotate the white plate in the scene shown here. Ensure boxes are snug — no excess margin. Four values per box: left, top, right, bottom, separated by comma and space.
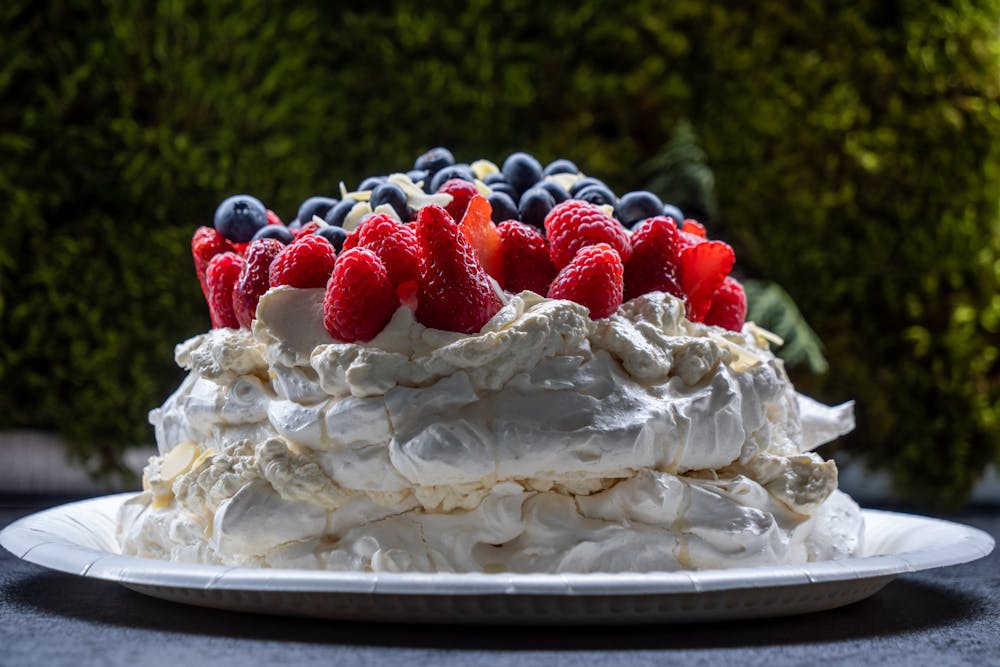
1, 493, 993, 624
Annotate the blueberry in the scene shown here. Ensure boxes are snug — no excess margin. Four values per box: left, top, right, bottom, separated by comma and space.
518, 188, 556, 229
214, 194, 268, 243
501, 152, 543, 195
315, 226, 348, 253
430, 164, 475, 192
662, 203, 684, 222
487, 192, 518, 224
324, 199, 357, 228
414, 147, 455, 176
406, 169, 429, 185
569, 176, 610, 196
543, 159, 578, 176
483, 172, 507, 186
616, 191, 664, 227
251, 225, 295, 245
574, 184, 617, 207
488, 182, 518, 199
296, 196, 339, 226
370, 182, 408, 220
358, 176, 386, 191
538, 180, 569, 204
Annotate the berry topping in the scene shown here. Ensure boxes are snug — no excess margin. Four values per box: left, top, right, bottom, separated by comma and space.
574, 184, 617, 207
415, 204, 503, 333
543, 159, 579, 176
682, 219, 707, 238
501, 152, 543, 195
483, 172, 507, 186
518, 187, 557, 229
357, 176, 386, 192
538, 180, 570, 204
370, 182, 409, 221
623, 216, 683, 301
547, 243, 623, 320
497, 220, 556, 295
617, 191, 664, 227
406, 169, 429, 186
324, 199, 357, 228
232, 238, 284, 328
205, 252, 245, 329
251, 225, 295, 244
293, 220, 321, 238
296, 196, 338, 225
680, 240, 735, 322
214, 194, 268, 243
269, 234, 337, 289
342, 213, 419, 287
266, 209, 284, 226
487, 181, 518, 199
544, 199, 632, 270
486, 191, 518, 224
323, 248, 399, 343
458, 195, 503, 282
704, 277, 747, 332
429, 164, 475, 193
437, 178, 480, 222
414, 147, 455, 176
662, 203, 684, 223
315, 226, 348, 252
569, 176, 611, 196
192, 226, 235, 289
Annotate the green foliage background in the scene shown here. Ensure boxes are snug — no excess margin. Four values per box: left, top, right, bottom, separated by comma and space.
1, 0, 998, 504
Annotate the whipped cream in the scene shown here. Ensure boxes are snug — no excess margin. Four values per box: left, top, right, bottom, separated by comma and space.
120, 287, 862, 572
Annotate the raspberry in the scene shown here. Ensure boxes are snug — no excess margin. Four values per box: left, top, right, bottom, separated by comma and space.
497, 220, 556, 295
437, 178, 479, 222
269, 234, 337, 289
192, 226, 235, 294
547, 243, 624, 320
680, 240, 735, 322
415, 204, 503, 333
458, 195, 503, 282
623, 216, 683, 302
342, 213, 419, 286
544, 200, 632, 270
205, 252, 244, 329
704, 276, 747, 332
293, 220, 321, 238
232, 238, 284, 328
323, 248, 399, 342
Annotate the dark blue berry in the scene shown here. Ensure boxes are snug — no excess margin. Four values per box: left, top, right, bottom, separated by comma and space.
501, 152, 543, 195
324, 199, 357, 228
296, 196, 338, 226
487, 192, 518, 224
358, 176, 386, 191
430, 164, 475, 192
538, 180, 569, 204
616, 191, 664, 227
315, 226, 348, 253
488, 182, 518, 199
406, 169, 429, 185
414, 147, 455, 176
574, 184, 617, 207
569, 176, 610, 196
483, 172, 507, 186
251, 225, 295, 245
662, 203, 684, 222
518, 188, 556, 229
214, 194, 268, 243
369, 183, 408, 220
543, 159, 578, 176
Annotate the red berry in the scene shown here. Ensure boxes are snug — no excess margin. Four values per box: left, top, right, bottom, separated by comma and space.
682, 219, 707, 238
192, 226, 235, 291
497, 220, 556, 295
623, 216, 683, 302
205, 252, 244, 329
680, 240, 735, 322
458, 195, 503, 283
232, 239, 284, 328
342, 213, 419, 286
704, 276, 747, 332
547, 243, 624, 320
544, 200, 632, 270
415, 204, 503, 333
269, 234, 337, 289
437, 178, 479, 222
323, 248, 399, 342
266, 209, 284, 226
293, 220, 321, 238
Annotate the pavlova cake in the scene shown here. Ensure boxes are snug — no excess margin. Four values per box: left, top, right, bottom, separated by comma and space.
118, 148, 863, 573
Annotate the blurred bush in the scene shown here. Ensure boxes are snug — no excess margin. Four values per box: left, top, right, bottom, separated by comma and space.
1, 0, 998, 504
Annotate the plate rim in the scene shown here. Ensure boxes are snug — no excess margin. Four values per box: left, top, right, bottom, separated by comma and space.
1, 493, 993, 597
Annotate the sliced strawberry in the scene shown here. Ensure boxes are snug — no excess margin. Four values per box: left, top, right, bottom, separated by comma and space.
205, 252, 244, 329
266, 209, 284, 226
704, 276, 747, 332
680, 240, 735, 322
323, 248, 399, 342
458, 195, 503, 283
547, 243, 624, 320
437, 178, 479, 222
682, 219, 707, 238
192, 226, 236, 304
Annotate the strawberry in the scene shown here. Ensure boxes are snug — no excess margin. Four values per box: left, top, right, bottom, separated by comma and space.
623, 216, 683, 301
232, 238, 284, 328
323, 248, 399, 342
497, 220, 556, 295
269, 234, 337, 289
704, 276, 747, 332
458, 195, 503, 283
266, 209, 284, 226
415, 204, 503, 333
544, 200, 632, 270
341, 213, 419, 286
682, 219, 707, 238
205, 252, 244, 329
680, 240, 735, 322
436, 178, 479, 222
547, 243, 624, 320
192, 226, 236, 300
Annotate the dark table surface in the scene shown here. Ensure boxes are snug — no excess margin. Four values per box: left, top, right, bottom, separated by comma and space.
1, 495, 997, 667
